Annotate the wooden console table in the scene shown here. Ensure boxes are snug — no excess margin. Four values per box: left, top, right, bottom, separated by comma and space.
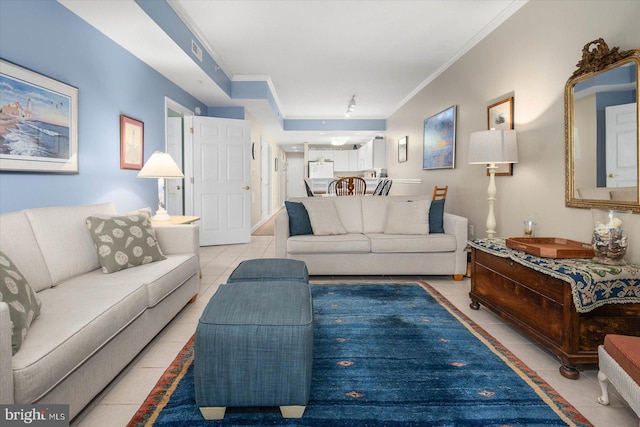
468, 238, 640, 379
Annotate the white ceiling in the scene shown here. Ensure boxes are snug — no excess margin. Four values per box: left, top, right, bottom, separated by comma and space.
60, 0, 527, 152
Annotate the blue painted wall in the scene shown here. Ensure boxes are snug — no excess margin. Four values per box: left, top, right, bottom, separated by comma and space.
0, 0, 207, 214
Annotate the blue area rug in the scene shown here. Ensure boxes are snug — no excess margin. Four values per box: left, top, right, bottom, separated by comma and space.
128, 282, 591, 426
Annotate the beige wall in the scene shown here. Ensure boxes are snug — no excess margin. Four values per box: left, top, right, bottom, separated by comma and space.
385, 0, 640, 263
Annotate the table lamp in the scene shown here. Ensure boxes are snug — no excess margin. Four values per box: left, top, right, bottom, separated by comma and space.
137, 151, 184, 221
468, 129, 518, 238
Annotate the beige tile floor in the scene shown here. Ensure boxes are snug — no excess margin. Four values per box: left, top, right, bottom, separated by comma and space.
72, 235, 639, 427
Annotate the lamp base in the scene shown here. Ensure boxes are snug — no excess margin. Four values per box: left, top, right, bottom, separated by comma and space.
152, 207, 171, 222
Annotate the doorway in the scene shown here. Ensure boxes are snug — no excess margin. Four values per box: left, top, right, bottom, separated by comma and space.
286, 153, 305, 198
261, 136, 272, 221
164, 98, 194, 215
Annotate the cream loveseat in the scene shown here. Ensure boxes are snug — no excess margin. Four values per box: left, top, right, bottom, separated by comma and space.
275, 195, 467, 277
0, 203, 199, 420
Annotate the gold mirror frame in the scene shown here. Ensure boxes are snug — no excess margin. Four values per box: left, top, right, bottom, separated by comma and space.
565, 38, 640, 213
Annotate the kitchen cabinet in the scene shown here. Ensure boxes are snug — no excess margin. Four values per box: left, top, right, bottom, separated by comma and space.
357, 139, 385, 170
308, 149, 333, 162
372, 138, 386, 169
333, 150, 350, 171
308, 141, 384, 172
348, 151, 358, 170
358, 141, 372, 170
309, 149, 359, 171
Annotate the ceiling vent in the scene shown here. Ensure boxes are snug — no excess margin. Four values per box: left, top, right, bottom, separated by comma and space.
191, 39, 203, 62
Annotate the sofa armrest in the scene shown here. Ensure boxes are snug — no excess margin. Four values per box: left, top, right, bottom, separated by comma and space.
443, 212, 469, 276
0, 302, 14, 404
153, 224, 200, 258
274, 210, 290, 258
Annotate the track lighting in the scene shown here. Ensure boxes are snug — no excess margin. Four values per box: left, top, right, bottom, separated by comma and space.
345, 95, 356, 117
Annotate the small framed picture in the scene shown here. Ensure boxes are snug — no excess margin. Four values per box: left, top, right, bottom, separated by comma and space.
398, 136, 407, 163
487, 96, 514, 176
120, 115, 144, 170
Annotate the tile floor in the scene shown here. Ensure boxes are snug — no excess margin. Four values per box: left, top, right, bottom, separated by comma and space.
72, 235, 638, 427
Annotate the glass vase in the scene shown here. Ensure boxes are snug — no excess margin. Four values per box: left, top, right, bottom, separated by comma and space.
591, 209, 631, 265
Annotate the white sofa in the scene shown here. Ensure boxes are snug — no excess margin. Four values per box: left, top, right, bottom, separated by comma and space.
0, 203, 200, 420
275, 195, 468, 278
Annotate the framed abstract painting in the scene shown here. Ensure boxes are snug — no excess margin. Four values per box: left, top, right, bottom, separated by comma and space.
0, 60, 78, 173
423, 105, 456, 170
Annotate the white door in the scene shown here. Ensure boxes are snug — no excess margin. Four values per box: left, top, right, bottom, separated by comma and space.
193, 116, 251, 246
260, 137, 272, 220
286, 154, 305, 198
166, 116, 184, 216
606, 102, 637, 187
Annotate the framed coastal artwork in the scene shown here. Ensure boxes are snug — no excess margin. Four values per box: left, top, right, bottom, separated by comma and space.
120, 115, 144, 170
423, 105, 456, 170
0, 60, 78, 173
487, 96, 514, 176
398, 136, 407, 163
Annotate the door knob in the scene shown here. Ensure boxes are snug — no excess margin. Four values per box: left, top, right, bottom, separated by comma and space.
243, 185, 250, 190
608, 173, 617, 178
176, 185, 181, 190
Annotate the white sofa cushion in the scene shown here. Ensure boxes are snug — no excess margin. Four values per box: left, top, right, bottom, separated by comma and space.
332, 196, 364, 233
368, 233, 457, 253
24, 203, 117, 285
287, 233, 370, 254
384, 200, 429, 234
302, 199, 347, 235
0, 212, 52, 293
11, 280, 147, 403
362, 195, 431, 234
361, 197, 392, 233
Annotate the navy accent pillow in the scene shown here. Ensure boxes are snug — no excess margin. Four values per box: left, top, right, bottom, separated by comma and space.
429, 199, 445, 234
285, 201, 313, 236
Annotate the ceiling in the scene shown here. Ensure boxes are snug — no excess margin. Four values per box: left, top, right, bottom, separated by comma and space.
60, 0, 527, 152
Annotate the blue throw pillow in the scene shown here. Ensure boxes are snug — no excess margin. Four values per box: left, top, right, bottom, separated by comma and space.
429, 199, 445, 234
285, 201, 313, 236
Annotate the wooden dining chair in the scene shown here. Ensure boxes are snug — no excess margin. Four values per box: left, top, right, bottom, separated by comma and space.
327, 179, 337, 195
372, 180, 385, 196
381, 179, 392, 195
335, 177, 366, 196
432, 185, 448, 201
304, 180, 315, 197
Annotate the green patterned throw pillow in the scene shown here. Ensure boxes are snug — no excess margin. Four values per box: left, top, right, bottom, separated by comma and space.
0, 251, 42, 355
85, 214, 166, 274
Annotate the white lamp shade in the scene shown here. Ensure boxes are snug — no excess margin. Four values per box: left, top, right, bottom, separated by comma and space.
137, 152, 184, 178
468, 130, 518, 164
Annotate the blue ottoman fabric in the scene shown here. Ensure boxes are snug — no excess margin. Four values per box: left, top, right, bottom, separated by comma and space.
227, 258, 309, 283
194, 281, 313, 409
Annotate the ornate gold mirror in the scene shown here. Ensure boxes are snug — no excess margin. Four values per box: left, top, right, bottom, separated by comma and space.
565, 38, 640, 213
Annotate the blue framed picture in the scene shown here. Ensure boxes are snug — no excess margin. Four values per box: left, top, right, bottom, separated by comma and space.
423, 105, 456, 170
0, 59, 78, 173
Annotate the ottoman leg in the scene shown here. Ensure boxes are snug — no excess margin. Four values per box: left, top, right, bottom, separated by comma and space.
200, 407, 226, 420
280, 405, 306, 418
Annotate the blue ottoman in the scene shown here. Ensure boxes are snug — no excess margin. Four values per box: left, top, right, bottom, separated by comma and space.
227, 258, 309, 283
194, 281, 314, 419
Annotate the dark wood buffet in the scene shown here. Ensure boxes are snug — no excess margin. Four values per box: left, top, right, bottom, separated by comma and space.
469, 246, 640, 379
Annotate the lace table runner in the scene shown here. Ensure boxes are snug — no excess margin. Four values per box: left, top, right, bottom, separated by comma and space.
467, 238, 640, 313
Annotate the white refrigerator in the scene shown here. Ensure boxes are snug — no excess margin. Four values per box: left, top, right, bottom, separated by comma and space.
308, 161, 334, 178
